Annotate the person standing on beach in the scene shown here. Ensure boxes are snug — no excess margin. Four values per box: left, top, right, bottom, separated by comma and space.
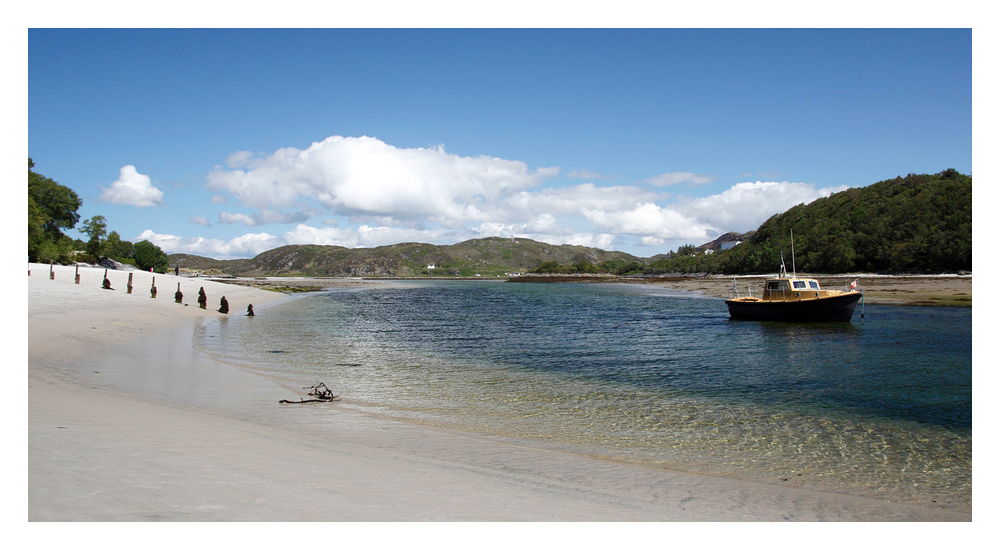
219, 296, 229, 314
246, 304, 254, 316
198, 287, 207, 309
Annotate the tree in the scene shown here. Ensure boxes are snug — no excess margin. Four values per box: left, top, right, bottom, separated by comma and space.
133, 240, 169, 272
28, 158, 82, 239
28, 158, 83, 263
80, 215, 108, 259
105, 231, 135, 263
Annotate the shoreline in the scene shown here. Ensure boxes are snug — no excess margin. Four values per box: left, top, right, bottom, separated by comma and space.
28, 264, 970, 521
209, 272, 973, 308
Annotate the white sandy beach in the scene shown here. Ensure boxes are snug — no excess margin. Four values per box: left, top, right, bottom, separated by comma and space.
27, 264, 971, 524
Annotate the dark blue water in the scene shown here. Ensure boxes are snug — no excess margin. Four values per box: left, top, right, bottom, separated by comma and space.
196, 281, 972, 509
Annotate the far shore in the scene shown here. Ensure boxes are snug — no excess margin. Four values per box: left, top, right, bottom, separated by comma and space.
204, 272, 972, 307
27, 263, 971, 522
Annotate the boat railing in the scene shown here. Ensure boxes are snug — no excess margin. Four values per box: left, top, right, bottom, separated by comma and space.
731, 279, 759, 299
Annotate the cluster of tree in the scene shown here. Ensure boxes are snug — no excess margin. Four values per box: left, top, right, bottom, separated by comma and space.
531, 259, 645, 275
28, 158, 170, 272
719, 169, 972, 274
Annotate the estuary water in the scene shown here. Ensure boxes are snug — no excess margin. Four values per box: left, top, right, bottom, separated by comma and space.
194, 280, 972, 510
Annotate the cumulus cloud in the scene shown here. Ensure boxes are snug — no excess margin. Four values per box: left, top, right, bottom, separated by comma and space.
179, 136, 855, 257
506, 184, 663, 218
582, 202, 718, 244
684, 181, 849, 231
189, 215, 212, 227
144, 177, 842, 259
207, 135, 559, 226
138, 229, 284, 259
640, 172, 715, 187
99, 166, 164, 207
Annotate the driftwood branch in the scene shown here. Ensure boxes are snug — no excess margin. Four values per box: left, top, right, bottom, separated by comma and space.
279, 382, 340, 404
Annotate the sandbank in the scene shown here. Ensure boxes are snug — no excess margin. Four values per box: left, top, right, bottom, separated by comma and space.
28, 264, 970, 523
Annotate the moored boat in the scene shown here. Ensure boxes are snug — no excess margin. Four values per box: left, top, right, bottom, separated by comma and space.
725, 275, 862, 322
725, 231, 862, 322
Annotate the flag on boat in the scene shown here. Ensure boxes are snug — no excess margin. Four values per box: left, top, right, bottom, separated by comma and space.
850, 279, 859, 290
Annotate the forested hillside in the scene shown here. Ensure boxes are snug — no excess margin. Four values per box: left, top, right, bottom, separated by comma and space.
720, 169, 971, 274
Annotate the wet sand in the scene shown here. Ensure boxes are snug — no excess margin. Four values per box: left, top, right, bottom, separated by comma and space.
28, 264, 971, 525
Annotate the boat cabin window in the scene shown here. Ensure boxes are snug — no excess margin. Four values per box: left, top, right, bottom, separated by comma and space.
809, 281, 820, 290
766, 281, 789, 291
792, 281, 807, 289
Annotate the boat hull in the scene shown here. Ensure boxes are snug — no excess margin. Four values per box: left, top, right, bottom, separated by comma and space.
725, 292, 862, 322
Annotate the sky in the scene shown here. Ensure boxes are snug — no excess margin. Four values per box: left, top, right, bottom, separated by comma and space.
27, 27, 972, 259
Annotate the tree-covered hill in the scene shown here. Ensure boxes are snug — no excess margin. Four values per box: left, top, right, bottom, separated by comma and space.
720, 169, 971, 274
169, 237, 641, 277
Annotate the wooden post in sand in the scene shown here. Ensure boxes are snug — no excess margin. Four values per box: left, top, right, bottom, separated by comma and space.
127, 273, 133, 294
50, 262, 54, 280
75, 266, 80, 284
151, 277, 157, 298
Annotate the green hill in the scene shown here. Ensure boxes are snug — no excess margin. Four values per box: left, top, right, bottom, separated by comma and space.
169, 237, 641, 277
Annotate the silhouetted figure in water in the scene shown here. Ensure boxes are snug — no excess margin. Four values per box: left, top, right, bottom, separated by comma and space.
219, 296, 229, 314
198, 287, 207, 309
246, 304, 255, 316
175, 283, 183, 303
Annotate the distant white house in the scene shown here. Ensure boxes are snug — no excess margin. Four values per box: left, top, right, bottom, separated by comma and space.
704, 249, 714, 255
720, 241, 742, 251
427, 264, 436, 269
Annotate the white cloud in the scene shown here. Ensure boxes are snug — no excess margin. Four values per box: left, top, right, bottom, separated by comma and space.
684, 181, 850, 231
138, 229, 283, 259
99, 166, 164, 207
189, 216, 212, 227
225, 151, 255, 168
206, 135, 559, 226
567, 169, 617, 180
582, 202, 717, 244
506, 184, 664, 218
218, 209, 310, 227
185, 137, 856, 257
640, 172, 715, 187
281, 224, 359, 248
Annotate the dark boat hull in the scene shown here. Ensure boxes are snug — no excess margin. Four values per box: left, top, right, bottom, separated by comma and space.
726, 292, 862, 322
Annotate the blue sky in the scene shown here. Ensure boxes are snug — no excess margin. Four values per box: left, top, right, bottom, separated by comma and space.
28, 28, 972, 259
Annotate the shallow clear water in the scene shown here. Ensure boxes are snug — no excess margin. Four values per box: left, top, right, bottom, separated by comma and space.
195, 281, 971, 509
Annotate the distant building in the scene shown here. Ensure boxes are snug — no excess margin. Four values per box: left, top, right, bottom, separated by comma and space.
720, 241, 742, 251
704, 249, 714, 255
427, 264, 436, 269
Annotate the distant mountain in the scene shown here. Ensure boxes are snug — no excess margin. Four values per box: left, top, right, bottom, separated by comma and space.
169, 237, 642, 277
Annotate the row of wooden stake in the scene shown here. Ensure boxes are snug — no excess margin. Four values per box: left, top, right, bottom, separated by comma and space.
32, 262, 254, 316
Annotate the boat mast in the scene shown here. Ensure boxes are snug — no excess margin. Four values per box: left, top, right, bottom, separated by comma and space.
790, 230, 796, 278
